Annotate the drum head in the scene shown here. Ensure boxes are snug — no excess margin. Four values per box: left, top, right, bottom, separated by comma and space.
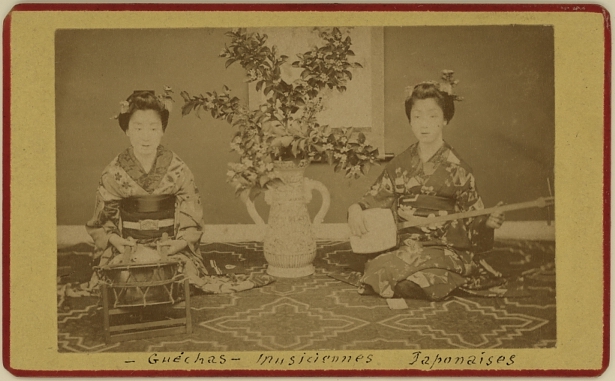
129, 244, 162, 263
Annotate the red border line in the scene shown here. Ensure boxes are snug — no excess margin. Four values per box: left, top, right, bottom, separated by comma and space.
2, 2, 611, 378
2, 9, 11, 378
601, 5, 612, 376
6, 2, 611, 13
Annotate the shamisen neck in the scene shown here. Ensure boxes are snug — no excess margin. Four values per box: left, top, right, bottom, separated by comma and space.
417, 139, 444, 163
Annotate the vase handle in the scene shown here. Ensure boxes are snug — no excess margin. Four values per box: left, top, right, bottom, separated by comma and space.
242, 193, 266, 226
304, 178, 330, 226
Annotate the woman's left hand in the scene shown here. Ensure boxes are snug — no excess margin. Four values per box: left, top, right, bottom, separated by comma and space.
159, 239, 188, 255
486, 201, 505, 229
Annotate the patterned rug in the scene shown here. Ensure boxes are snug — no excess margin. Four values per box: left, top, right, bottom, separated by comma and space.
57, 240, 556, 353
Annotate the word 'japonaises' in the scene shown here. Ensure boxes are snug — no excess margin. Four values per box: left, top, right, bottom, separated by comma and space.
409, 351, 516, 369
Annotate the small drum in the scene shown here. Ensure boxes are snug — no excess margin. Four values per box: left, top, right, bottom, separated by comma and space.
97, 244, 184, 308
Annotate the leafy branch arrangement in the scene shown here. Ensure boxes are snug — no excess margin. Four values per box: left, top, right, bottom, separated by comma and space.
181, 28, 379, 199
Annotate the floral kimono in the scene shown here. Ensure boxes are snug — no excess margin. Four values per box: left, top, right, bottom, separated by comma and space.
357, 142, 494, 300
85, 145, 266, 294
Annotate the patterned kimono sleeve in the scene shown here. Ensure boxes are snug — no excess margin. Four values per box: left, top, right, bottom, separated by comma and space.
85, 170, 123, 252
455, 169, 494, 254
174, 164, 205, 255
358, 167, 397, 210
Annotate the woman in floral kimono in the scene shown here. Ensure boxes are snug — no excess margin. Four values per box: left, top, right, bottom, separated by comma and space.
347, 73, 504, 301
84, 90, 264, 294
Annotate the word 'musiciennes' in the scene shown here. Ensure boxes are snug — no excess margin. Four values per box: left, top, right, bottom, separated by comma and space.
256, 352, 374, 366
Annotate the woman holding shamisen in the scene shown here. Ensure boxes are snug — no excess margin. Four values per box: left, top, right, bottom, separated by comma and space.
347, 71, 505, 301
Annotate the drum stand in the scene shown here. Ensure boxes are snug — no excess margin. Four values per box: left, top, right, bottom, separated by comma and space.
101, 278, 192, 343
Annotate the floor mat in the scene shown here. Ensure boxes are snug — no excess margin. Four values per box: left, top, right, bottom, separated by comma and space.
57, 240, 556, 352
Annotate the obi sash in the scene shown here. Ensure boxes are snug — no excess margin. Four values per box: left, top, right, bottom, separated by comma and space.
396, 194, 456, 236
120, 195, 176, 240
397, 194, 456, 216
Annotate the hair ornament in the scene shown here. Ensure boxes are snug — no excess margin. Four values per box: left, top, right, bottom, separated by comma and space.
439, 70, 463, 101
119, 101, 130, 114
112, 86, 174, 120
406, 70, 464, 102
404, 85, 414, 99
157, 86, 175, 113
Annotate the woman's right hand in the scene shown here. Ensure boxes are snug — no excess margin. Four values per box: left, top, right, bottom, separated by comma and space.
108, 234, 136, 254
348, 204, 369, 237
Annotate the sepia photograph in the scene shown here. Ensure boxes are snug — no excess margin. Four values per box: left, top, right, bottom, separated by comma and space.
55, 25, 556, 354
4, 4, 608, 376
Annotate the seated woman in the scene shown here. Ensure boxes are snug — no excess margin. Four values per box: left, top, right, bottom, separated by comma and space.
347, 72, 504, 301
84, 90, 270, 294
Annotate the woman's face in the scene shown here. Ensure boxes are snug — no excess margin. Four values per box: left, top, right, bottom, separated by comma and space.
409, 98, 447, 145
126, 109, 164, 156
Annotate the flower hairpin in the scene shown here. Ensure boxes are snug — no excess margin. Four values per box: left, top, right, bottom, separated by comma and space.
405, 70, 464, 102
119, 101, 130, 114
111, 86, 175, 120
157, 86, 175, 113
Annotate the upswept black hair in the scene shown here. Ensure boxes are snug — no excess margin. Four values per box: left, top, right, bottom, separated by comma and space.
118, 91, 169, 132
404, 83, 455, 123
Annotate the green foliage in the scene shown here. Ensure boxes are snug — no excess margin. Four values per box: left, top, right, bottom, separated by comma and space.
181, 27, 379, 199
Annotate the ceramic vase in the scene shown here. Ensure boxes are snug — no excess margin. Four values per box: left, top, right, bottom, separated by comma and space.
244, 161, 330, 277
